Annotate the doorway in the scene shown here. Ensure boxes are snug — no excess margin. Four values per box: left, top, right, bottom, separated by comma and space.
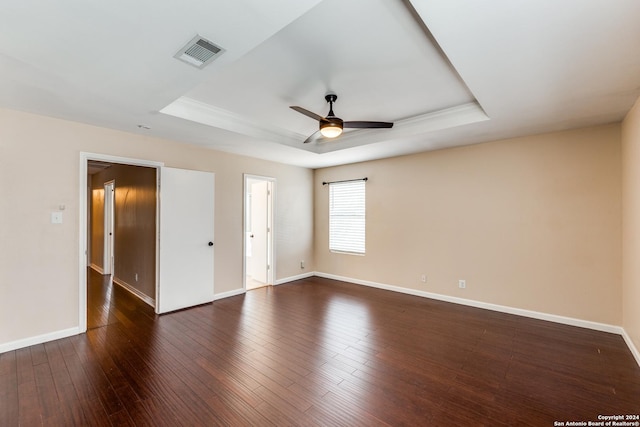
80, 152, 218, 333
86, 161, 158, 328
81, 154, 163, 332
244, 175, 275, 290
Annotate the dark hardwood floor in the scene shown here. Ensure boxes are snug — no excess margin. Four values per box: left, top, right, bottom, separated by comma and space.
1, 271, 639, 426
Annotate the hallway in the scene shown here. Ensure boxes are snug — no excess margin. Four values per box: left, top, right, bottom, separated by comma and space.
87, 268, 156, 330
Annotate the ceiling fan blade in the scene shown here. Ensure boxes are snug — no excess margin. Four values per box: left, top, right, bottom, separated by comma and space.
344, 121, 394, 129
303, 130, 322, 144
290, 106, 325, 122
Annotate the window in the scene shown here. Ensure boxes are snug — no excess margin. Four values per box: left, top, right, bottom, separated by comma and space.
329, 180, 365, 254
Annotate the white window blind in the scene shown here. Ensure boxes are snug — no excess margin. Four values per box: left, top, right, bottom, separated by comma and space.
329, 180, 365, 254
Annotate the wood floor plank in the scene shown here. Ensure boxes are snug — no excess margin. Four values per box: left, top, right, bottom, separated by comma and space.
0, 351, 16, 376
1, 274, 639, 425
305, 390, 391, 427
58, 338, 100, 404
335, 374, 438, 425
101, 306, 259, 426
252, 385, 320, 426
44, 340, 80, 407
15, 348, 43, 426
0, 379, 19, 427
112, 385, 160, 427
33, 359, 60, 419
139, 318, 272, 425
108, 409, 136, 427
69, 334, 128, 416
78, 397, 113, 427
253, 400, 298, 426
94, 328, 211, 425
30, 343, 49, 366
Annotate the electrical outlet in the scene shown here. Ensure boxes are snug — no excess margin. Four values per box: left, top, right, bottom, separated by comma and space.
135, 273, 139, 282
458, 279, 466, 289
300, 260, 305, 269
420, 274, 427, 283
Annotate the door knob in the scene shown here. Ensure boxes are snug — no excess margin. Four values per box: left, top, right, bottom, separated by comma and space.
208, 241, 214, 246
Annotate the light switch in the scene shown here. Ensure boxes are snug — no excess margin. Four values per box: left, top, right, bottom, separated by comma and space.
51, 212, 63, 224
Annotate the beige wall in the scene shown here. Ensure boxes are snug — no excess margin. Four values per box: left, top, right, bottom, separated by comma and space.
0, 108, 314, 346
0, 104, 630, 350
91, 164, 157, 299
622, 96, 640, 354
315, 125, 622, 324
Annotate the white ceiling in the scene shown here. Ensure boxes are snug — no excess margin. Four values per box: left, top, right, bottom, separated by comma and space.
1, 0, 640, 168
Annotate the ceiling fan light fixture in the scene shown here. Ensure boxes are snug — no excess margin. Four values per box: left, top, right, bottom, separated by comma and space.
290, 93, 393, 143
320, 121, 343, 138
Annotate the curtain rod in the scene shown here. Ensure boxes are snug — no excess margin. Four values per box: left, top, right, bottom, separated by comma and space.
322, 177, 368, 186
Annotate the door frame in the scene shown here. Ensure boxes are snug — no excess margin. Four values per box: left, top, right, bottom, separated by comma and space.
243, 174, 276, 290
103, 180, 115, 276
79, 152, 164, 333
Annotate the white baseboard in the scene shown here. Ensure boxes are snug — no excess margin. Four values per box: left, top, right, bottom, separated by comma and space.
314, 272, 623, 334
214, 288, 245, 300
275, 271, 315, 285
113, 278, 155, 308
621, 329, 640, 367
0, 327, 80, 354
4, 271, 638, 369
315, 272, 640, 367
89, 264, 104, 274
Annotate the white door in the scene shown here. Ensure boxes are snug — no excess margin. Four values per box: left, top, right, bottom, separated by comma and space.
158, 167, 215, 314
250, 181, 268, 283
103, 181, 115, 276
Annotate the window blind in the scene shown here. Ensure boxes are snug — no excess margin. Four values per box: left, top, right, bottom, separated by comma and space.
329, 180, 365, 254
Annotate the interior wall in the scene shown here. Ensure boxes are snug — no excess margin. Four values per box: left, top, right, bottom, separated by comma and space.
315, 124, 622, 325
90, 164, 156, 299
0, 108, 314, 347
622, 96, 640, 354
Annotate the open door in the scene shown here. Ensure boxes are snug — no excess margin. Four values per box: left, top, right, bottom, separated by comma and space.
250, 181, 269, 284
244, 175, 274, 290
158, 167, 215, 314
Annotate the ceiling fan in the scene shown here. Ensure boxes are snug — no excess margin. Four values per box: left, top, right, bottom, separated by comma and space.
290, 94, 394, 143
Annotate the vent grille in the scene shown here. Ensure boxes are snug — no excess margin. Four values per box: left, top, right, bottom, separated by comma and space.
174, 35, 224, 69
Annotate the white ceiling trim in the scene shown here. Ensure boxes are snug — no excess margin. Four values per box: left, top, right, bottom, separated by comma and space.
161, 96, 489, 155
160, 96, 305, 148
314, 102, 490, 153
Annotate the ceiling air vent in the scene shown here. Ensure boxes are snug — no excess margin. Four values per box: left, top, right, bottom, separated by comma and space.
174, 35, 224, 69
